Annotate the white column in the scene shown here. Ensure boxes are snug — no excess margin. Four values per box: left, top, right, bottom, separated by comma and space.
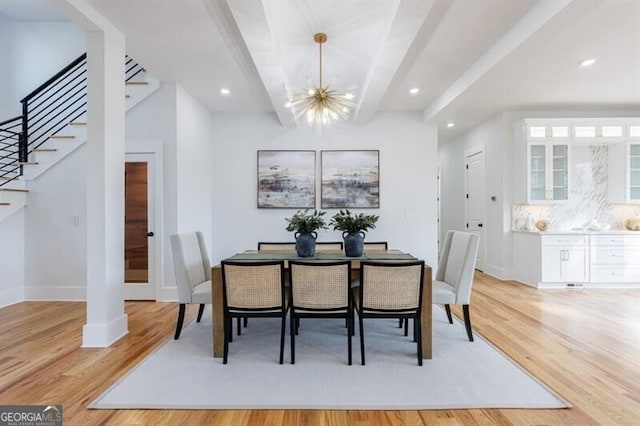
81, 28, 127, 347
48, 0, 129, 347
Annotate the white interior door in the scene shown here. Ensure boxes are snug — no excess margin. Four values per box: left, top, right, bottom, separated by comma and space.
124, 153, 156, 300
465, 149, 485, 271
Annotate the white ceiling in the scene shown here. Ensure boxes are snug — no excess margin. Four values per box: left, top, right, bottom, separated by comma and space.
2, 0, 639, 139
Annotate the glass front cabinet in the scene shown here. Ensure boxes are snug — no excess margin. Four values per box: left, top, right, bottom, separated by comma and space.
515, 118, 640, 205
528, 142, 569, 202
608, 124, 640, 204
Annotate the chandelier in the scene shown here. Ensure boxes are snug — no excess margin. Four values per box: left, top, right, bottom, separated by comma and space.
287, 33, 357, 133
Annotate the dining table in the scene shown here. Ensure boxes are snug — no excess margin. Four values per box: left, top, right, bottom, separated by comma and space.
210, 249, 433, 360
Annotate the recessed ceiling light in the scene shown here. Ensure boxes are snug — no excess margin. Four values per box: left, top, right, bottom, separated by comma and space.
579, 58, 596, 67
220, 88, 230, 95
409, 87, 419, 95
446, 122, 455, 128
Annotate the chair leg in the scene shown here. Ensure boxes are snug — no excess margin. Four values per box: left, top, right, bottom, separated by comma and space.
237, 317, 242, 336
347, 313, 352, 365
413, 317, 418, 343
415, 315, 423, 366
295, 317, 300, 335
358, 312, 365, 365
444, 304, 453, 324
290, 313, 296, 364
398, 318, 403, 328
243, 317, 248, 327
174, 303, 186, 340
197, 304, 205, 322
279, 314, 286, 364
223, 317, 230, 364
463, 304, 474, 342
404, 317, 409, 336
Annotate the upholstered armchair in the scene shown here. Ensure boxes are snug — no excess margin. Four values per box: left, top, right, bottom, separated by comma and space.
432, 230, 480, 341
169, 231, 212, 340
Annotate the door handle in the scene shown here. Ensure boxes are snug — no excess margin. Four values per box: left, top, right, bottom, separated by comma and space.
147, 231, 154, 237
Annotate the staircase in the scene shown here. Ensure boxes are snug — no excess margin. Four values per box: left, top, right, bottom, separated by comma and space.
0, 54, 159, 221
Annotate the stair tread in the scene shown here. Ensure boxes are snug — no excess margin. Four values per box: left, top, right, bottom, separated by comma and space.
126, 81, 149, 85
69, 121, 87, 126
34, 148, 57, 152
0, 202, 10, 206
50, 135, 75, 139
16, 162, 38, 165
0, 177, 20, 180
0, 188, 28, 193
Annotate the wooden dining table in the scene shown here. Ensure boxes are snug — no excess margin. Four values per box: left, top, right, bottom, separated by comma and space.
210, 249, 433, 360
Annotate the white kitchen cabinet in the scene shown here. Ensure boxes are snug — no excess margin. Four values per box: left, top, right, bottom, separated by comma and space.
513, 120, 571, 204
528, 143, 569, 202
590, 235, 640, 284
609, 142, 640, 203
541, 235, 588, 283
513, 231, 640, 288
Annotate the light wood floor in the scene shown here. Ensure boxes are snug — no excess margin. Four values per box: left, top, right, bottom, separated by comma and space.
1, 273, 638, 425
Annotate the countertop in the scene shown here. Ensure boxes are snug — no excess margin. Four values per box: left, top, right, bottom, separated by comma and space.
513, 229, 640, 235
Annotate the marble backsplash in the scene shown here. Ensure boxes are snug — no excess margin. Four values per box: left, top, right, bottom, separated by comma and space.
512, 145, 640, 231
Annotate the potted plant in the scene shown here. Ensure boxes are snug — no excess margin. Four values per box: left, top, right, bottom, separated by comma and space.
285, 209, 328, 257
330, 209, 379, 257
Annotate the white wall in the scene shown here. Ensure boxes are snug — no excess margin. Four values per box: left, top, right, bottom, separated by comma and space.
439, 114, 513, 278
176, 85, 214, 240
0, 19, 85, 119
0, 14, 16, 119
25, 146, 87, 300
210, 112, 439, 269
0, 210, 25, 306
125, 83, 177, 297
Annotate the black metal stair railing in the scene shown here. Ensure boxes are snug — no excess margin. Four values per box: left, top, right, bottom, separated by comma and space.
21, 53, 88, 161
0, 54, 146, 188
0, 115, 24, 184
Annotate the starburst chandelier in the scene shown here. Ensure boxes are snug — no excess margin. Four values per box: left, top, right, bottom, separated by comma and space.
287, 33, 357, 133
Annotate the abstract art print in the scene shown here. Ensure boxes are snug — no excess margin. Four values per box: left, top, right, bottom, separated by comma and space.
257, 150, 316, 208
321, 150, 379, 208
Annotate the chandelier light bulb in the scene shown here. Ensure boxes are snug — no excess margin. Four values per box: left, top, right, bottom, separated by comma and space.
288, 32, 357, 133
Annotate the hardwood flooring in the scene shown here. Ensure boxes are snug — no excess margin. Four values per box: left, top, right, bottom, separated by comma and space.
0, 272, 638, 425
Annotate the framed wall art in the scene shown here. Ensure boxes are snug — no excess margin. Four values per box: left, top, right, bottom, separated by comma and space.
321, 150, 379, 208
257, 150, 316, 208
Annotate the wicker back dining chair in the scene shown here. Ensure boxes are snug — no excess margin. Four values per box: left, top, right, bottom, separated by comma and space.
315, 241, 344, 252
257, 241, 343, 253
257, 242, 296, 252
220, 260, 288, 364
357, 261, 425, 365
289, 261, 353, 365
363, 241, 388, 252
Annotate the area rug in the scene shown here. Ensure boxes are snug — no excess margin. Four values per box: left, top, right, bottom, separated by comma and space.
90, 308, 570, 410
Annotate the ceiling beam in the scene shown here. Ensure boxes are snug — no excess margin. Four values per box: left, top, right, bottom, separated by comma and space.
223, 0, 292, 127
423, 0, 603, 124
353, 0, 436, 124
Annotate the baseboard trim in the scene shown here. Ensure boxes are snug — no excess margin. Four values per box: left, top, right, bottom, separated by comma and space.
24, 286, 86, 301
0, 287, 25, 308
481, 264, 513, 281
82, 313, 129, 348
157, 286, 178, 302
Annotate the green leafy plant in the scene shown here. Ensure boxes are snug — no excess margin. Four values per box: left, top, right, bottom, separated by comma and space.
285, 209, 328, 233
330, 209, 379, 233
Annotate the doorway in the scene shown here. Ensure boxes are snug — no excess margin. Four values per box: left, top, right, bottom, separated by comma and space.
465, 148, 485, 271
124, 153, 156, 300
